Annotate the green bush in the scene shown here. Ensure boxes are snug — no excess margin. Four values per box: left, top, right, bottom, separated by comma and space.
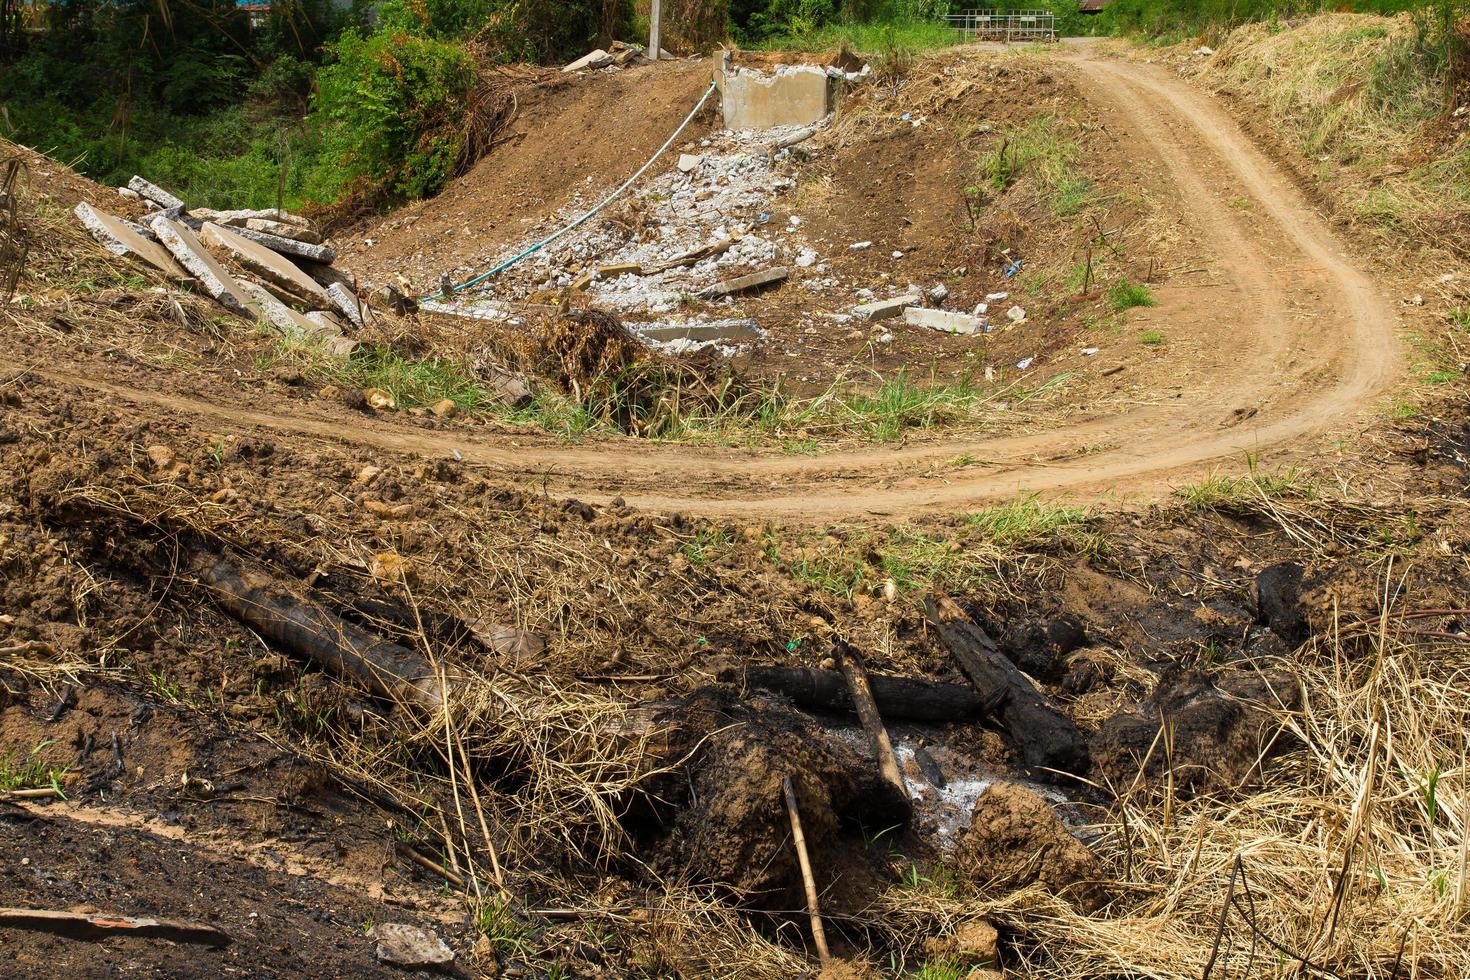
307, 28, 477, 203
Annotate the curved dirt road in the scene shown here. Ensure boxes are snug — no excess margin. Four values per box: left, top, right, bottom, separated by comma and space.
34, 51, 1399, 521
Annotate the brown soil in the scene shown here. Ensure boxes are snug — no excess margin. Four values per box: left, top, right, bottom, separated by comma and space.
954, 781, 1102, 909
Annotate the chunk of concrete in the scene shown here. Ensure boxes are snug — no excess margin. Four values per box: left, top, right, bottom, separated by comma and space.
371, 923, 454, 969
199, 222, 331, 306
243, 217, 321, 244
326, 281, 372, 330
716, 64, 832, 130
74, 203, 188, 280
677, 153, 703, 173
127, 175, 184, 210
563, 49, 613, 72
194, 207, 312, 230
305, 310, 348, 334
904, 307, 987, 335
697, 267, 789, 300
229, 225, 337, 264
854, 292, 921, 321
238, 281, 356, 356
638, 318, 761, 343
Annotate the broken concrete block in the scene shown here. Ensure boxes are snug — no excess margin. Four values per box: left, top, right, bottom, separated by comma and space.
305, 310, 347, 334
238, 281, 356, 356
243, 217, 321, 244
677, 153, 703, 173
697, 266, 789, 300
903, 307, 987, 335
771, 125, 818, 151
194, 207, 313, 230
74, 203, 189, 280
127, 175, 184, 211
117, 187, 141, 200
371, 923, 454, 969
717, 63, 832, 130
563, 49, 613, 72
326, 281, 372, 330
152, 216, 256, 316
228, 225, 336, 264
199, 222, 331, 307
854, 292, 921, 321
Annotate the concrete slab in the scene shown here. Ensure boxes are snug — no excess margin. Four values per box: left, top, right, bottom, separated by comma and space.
305, 310, 348, 334
74, 203, 188, 280
194, 208, 312, 230
127, 176, 184, 210
199, 222, 331, 306
243, 217, 321, 244
903, 307, 987, 335
151, 216, 256, 316
229, 225, 336, 264
563, 49, 613, 72
854, 293, 922, 321
697, 267, 789, 300
716, 63, 831, 130
638, 318, 761, 343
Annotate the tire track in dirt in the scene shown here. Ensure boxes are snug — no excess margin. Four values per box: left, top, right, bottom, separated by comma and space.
23, 53, 1399, 522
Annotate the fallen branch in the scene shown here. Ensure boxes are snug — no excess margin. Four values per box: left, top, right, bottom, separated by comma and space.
836, 648, 906, 796
0, 787, 62, 800
782, 775, 830, 964
724, 665, 989, 722
924, 593, 1088, 774
0, 908, 231, 947
187, 549, 446, 713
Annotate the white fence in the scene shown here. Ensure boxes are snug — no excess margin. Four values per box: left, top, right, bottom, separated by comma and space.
943, 9, 1058, 43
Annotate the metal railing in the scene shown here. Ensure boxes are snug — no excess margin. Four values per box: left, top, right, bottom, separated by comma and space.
943, 10, 1057, 44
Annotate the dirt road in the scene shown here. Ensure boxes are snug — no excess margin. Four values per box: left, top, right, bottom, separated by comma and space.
34, 51, 1400, 521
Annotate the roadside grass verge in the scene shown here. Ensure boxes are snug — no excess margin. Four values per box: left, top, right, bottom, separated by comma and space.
282, 340, 1077, 447
1174, 453, 1311, 509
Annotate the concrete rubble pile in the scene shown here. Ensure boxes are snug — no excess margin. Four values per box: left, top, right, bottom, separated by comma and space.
77, 176, 382, 357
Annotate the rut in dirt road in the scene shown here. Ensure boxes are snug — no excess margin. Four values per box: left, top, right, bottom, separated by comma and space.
27, 52, 1399, 521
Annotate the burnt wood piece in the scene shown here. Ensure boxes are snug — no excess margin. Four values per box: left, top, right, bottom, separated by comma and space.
723, 665, 989, 722
924, 593, 1088, 774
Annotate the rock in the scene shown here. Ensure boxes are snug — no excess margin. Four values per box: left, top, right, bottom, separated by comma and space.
563, 48, 614, 72
127, 175, 184, 210
954, 782, 1102, 909
117, 186, 141, 200
903, 307, 986, 335
74, 203, 189, 281
243, 217, 322, 244
677, 153, 703, 173
151, 216, 257, 317
430, 398, 457, 419
305, 310, 348, 334
697, 266, 788, 299
853, 292, 921, 321
371, 923, 454, 969
356, 465, 382, 484
145, 445, 175, 470
849, 241, 872, 250
364, 388, 395, 410
1090, 667, 1302, 797
927, 283, 948, 303
1006, 305, 1027, 322
228, 224, 337, 264
199, 222, 331, 306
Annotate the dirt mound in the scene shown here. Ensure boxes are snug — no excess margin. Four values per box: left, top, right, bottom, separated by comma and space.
955, 782, 1102, 909
648, 690, 909, 906
341, 59, 717, 293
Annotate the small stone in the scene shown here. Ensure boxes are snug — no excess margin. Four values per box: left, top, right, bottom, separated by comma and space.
1007, 305, 1027, 323
371, 923, 454, 968
849, 241, 872, 250
677, 153, 703, 173
364, 388, 395, 410
145, 445, 175, 470
356, 465, 382, 484
430, 398, 457, 419
364, 500, 415, 520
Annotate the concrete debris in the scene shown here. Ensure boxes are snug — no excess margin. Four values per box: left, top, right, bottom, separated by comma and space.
243, 217, 321, 244
985, 292, 1009, 301
200, 222, 332, 306
677, 153, 703, 173
151, 216, 256, 316
717, 61, 833, 130
927, 283, 949, 303
904, 307, 987, 336
1081, 347, 1099, 356
230, 224, 337, 264
1016, 356, 1034, 370
74, 203, 189, 280
563, 49, 614, 72
1007, 306, 1027, 323
637, 318, 762, 343
1193, 46, 1214, 57
697, 266, 789, 299
127, 175, 185, 210
117, 187, 140, 200
854, 292, 922, 321
238, 280, 356, 357
769, 125, 818, 151
327, 281, 372, 330
371, 923, 454, 968
794, 248, 818, 268
305, 310, 348, 333
850, 241, 872, 250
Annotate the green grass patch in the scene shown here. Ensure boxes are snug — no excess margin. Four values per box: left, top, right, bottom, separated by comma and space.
981, 115, 1091, 218
1175, 454, 1310, 510
1109, 280, 1156, 311
1139, 329, 1165, 346
755, 18, 958, 54
0, 741, 68, 795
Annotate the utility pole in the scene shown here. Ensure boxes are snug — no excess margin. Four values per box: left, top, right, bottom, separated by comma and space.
649, 0, 661, 61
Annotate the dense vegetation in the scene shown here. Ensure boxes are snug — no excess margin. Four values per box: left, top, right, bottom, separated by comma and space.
0, 0, 1462, 215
